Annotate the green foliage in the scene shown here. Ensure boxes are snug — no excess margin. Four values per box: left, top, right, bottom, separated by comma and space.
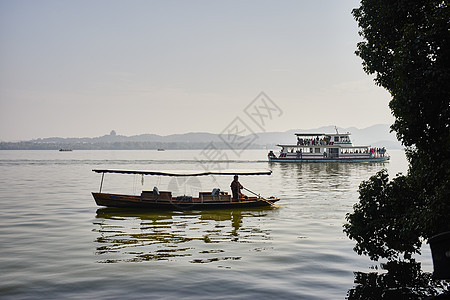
345, 0, 450, 261
353, 1, 450, 151
344, 170, 421, 261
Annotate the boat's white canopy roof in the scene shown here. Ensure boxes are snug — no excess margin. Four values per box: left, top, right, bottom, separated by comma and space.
93, 169, 272, 176
294, 133, 351, 136
277, 144, 369, 148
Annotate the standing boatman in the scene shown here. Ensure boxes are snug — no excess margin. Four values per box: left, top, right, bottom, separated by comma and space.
230, 175, 244, 200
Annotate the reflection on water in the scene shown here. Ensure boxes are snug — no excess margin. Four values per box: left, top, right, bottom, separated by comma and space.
1, 149, 414, 299
93, 207, 273, 264
347, 260, 450, 299
271, 161, 389, 178
270, 161, 389, 189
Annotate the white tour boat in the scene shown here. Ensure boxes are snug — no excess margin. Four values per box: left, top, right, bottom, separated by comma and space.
268, 131, 389, 163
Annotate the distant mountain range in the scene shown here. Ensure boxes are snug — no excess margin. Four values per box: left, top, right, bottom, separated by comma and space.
0, 124, 403, 150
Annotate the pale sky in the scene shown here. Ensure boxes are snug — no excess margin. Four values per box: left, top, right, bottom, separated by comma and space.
0, 0, 393, 141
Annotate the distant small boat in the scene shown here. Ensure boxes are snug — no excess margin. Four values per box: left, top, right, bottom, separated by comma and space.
91, 169, 280, 210
157, 149, 165, 151
59, 149, 72, 152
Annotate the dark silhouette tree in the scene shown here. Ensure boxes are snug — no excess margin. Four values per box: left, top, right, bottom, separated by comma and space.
344, 0, 450, 261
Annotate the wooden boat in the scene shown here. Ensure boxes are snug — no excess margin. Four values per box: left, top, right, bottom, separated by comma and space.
268, 130, 390, 163
92, 169, 280, 210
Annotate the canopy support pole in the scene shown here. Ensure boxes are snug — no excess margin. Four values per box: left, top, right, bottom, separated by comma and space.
99, 172, 105, 193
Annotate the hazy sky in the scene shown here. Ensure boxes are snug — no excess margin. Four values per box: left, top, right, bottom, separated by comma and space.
0, 0, 393, 141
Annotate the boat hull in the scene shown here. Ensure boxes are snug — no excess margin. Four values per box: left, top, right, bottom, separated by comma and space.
92, 192, 280, 210
268, 156, 390, 163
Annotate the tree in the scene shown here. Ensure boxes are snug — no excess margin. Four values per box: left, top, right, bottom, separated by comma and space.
344, 0, 450, 261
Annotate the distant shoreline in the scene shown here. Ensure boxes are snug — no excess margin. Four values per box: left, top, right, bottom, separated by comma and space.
0, 141, 267, 151
0, 141, 403, 151
0, 125, 403, 150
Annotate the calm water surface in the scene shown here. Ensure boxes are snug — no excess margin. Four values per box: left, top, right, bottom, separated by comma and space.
0, 149, 432, 299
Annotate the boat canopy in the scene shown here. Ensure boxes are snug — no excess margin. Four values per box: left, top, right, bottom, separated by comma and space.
294, 133, 326, 136
276, 144, 369, 148
92, 169, 272, 176
294, 133, 351, 136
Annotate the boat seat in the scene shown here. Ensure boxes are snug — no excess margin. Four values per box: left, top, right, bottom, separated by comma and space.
200, 193, 231, 203
141, 190, 172, 201
176, 195, 193, 202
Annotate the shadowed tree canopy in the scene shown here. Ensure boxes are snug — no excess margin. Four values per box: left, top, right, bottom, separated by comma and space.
344, 0, 450, 261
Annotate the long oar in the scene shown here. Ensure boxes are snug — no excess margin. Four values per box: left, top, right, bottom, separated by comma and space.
243, 187, 282, 208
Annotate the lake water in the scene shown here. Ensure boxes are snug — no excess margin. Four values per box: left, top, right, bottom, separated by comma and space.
0, 149, 434, 299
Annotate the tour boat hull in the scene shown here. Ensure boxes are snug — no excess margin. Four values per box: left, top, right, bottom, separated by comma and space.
268, 156, 390, 163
